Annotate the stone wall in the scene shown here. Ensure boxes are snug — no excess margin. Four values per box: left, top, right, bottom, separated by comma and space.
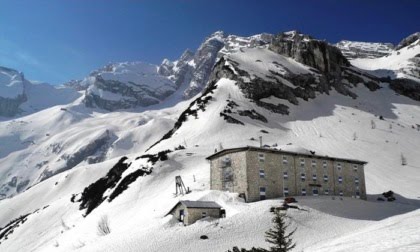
185, 208, 221, 226
210, 151, 247, 196
246, 151, 284, 202
209, 149, 367, 201
169, 204, 221, 225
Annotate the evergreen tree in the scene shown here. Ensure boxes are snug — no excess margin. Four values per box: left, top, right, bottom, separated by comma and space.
226, 210, 296, 252
265, 210, 296, 252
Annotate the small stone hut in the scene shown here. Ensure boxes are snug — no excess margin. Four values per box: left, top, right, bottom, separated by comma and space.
166, 200, 223, 225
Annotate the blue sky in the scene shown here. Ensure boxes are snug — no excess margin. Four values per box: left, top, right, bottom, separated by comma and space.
0, 0, 419, 84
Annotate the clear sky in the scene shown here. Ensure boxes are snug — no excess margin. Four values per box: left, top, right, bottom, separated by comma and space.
0, 0, 419, 84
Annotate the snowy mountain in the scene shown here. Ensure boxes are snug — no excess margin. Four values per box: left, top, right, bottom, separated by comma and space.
163, 31, 274, 99
335, 40, 394, 59
347, 32, 420, 101
80, 32, 274, 111
1, 30, 420, 252
0, 66, 81, 118
83, 62, 178, 111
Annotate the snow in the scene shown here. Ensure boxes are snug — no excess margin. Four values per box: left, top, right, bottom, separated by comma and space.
99, 62, 173, 89
0, 67, 24, 98
87, 85, 137, 102
227, 47, 314, 86
1, 34, 420, 252
1, 75, 420, 251
335, 40, 394, 59
351, 39, 420, 81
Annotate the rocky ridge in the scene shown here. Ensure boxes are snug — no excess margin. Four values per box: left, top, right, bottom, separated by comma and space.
335, 40, 394, 59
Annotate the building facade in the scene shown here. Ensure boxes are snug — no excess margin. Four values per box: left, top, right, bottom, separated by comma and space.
207, 147, 367, 202
166, 200, 223, 225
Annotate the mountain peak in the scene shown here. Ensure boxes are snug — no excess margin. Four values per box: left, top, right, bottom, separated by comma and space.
396, 32, 420, 50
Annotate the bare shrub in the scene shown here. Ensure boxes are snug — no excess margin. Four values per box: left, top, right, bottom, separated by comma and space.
97, 215, 111, 236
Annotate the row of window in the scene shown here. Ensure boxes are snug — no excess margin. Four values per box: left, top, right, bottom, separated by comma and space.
259, 186, 361, 199
259, 169, 359, 185
258, 153, 360, 172
223, 155, 360, 172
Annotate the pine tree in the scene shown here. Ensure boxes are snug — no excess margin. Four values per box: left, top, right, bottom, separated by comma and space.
265, 210, 296, 252
226, 210, 296, 252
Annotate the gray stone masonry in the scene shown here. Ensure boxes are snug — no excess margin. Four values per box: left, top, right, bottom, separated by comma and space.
208, 147, 367, 202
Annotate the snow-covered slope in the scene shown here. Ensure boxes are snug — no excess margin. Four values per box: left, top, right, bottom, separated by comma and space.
159, 31, 274, 99
0, 66, 80, 118
1, 76, 420, 252
79, 32, 273, 111
1, 31, 420, 252
350, 34, 420, 81
0, 94, 191, 199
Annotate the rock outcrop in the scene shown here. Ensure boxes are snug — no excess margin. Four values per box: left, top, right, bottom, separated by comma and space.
395, 32, 420, 50
0, 67, 27, 117
335, 40, 394, 59
84, 62, 177, 111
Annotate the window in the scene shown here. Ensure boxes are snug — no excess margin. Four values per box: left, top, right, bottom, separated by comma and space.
300, 173, 306, 181
312, 188, 319, 196
221, 157, 231, 167
323, 160, 327, 168
338, 176, 343, 184
323, 175, 329, 182
283, 171, 288, 180
355, 178, 359, 185
259, 169, 265, 178
337, 162, 342, 171
282, 156, 288, 164
356, 191, 360, 198
300, 158, 305, 167
258, 153, 265, 162
353, 164, 358, 172
202, 212, 207, 218
324, 189, 329, 195
311, 160, 317, 168
301, 188, 306, 196
339, 190, 343, 196
283, 187, 289, 196
260, 187, 266, 200
312, 174, 317, 181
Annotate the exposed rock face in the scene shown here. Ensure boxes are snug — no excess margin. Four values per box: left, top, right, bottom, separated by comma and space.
0, 94, 27, 117
203, 31, 383, 115
63, 79, 88, 91
395, 32, 420, 50
84, 62, 177, 111
389, 78, 420, 101
335, 40, 394, 59
183, 32, 225, 98
80, 32, 274, 111
269, 31, 350, 76
160, 32, 275, 99
159, 49, 195, 88
0, 67, 27, 117
1, 66, 80, 118
38, 129, 115, 183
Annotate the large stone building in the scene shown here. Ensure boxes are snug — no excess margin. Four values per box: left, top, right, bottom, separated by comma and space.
207, 146, 367, 202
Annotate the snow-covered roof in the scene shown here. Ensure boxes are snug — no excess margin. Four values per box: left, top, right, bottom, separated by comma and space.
166, 201, 222, 216
206, 146, 367, 165
180, 200, 222, 209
